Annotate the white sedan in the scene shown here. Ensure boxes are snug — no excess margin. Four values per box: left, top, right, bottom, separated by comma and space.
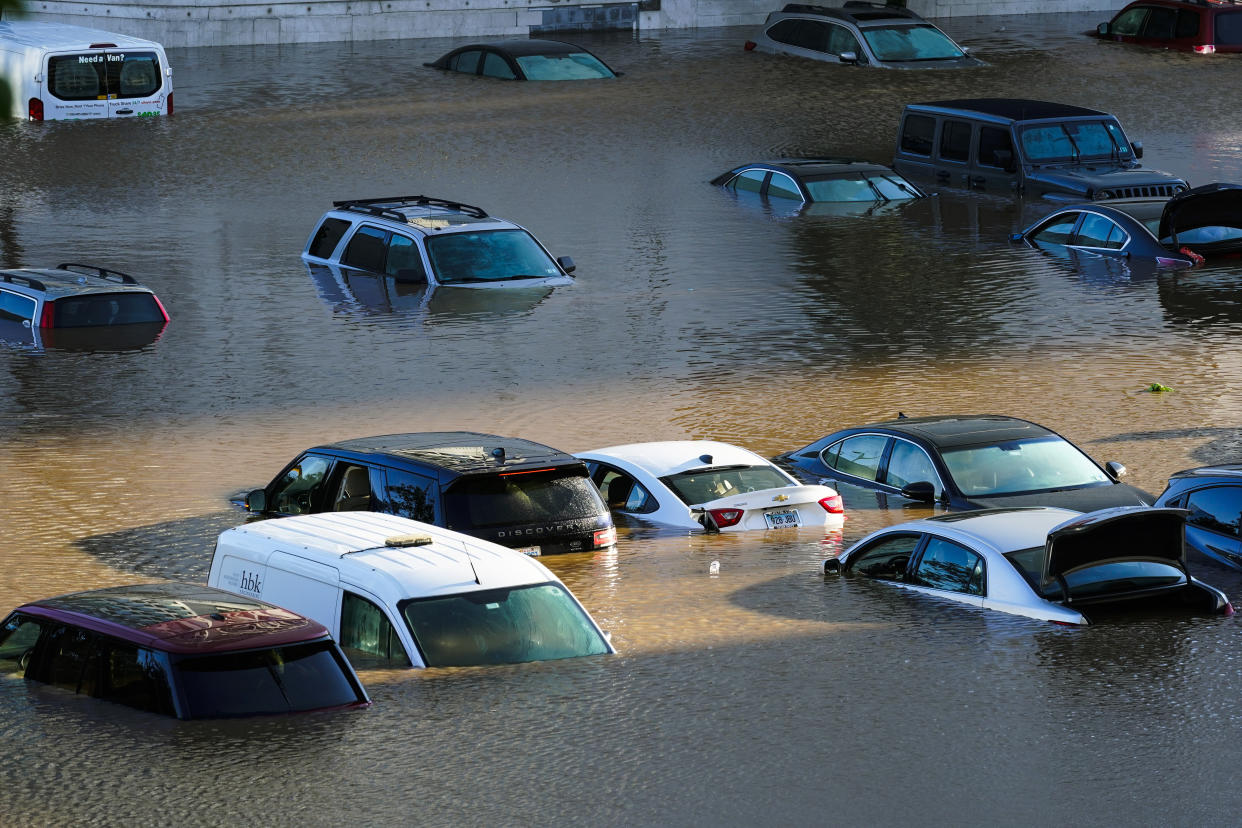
826, 506, 1232, 625
576, 440, 845, 533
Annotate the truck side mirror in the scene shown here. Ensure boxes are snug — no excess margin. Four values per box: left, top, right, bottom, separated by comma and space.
245, 489, 267, 513
557, 256, 576, 274
1131, 140, 1143, 159
994, 149, 1016, 173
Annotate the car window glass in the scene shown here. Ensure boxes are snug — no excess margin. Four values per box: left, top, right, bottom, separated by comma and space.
99, 642, 176, 715
424, 229, 561, 284
1064, 122, 1117, 158
481, 52, 516, 79
340, 592, 411, 668
515, 52, 614, 80
1142, 5, 1177, 37
385, 234, 426, 281
51, 293, 164, 328
1176, 8, 1200, 37
819, 441, 842, 470
1032, 214, 1080, 246
109, 52, 161, 98
833, 435, 889, 482
1020, 125, 1076, 162
941, 436, 1108, 496
331, 464, 373, 512
341, 225, 388, 272
789, 20, 829, 51
451, 50, 482, 73
862, 24, 963, 60
885, 440, 941, 494
382, 468, 438, 523
1186, 487, 1242, 538
866, 174, 920, 200
307, 217, 351, 259
825, 22, 862, 56
1103, 121, 1133, 158
766, 19, 802, 46
0, 290, 36, 323
595, 467, 657, 513
848, 533, 921, 579
767, 172, 802, 200
45, 626, 99, 695
939, 120, 972, 162
1217, 10, 1242, 45
728, 169, 768, 193
900, 115, 935, 156
1075, 213, 1126, 249
0, 614, 43, 675
270, 454, 333, 515
912, 537, 984, 595
444, 468, 605, 528
977, 126, 1014, 168
804, 177, 877, 202
1111, 6, 1148, 35
661, 466, 793, 506
47, 54, 103, 100
175, 641, 361, 717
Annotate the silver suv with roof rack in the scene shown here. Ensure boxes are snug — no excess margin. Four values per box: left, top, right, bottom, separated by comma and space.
303, 195, 576, 289
0, 263, 169, 347
744, 2, 980, 69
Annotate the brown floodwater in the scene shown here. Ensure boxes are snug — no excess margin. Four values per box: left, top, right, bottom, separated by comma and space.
5, 12, 1242, 823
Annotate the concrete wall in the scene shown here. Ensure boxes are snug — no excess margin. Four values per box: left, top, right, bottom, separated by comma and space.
10, 0, 1123, 47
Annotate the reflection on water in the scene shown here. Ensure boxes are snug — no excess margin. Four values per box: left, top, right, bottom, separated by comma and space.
5, 12, 1242, 823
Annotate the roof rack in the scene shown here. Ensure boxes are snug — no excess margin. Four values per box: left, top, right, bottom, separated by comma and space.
56, 263, 138, 285
781, 2, 922, 20
1, 272, 47, 291
332, 195, 490, 222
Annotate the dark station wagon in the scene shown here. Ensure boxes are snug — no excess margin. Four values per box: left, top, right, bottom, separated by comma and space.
0, 583, 370, 720
243, 431, 616, 556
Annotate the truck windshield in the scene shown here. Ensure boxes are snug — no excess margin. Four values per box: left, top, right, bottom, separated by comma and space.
1020, 120, 1132, 163
401, 583, 610, 666
424, 230, 563, 284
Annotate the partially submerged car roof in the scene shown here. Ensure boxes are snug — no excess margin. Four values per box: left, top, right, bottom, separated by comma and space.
855, 414, 1054, 450
319, 431, 581, 475
579, 440, 770, 476
911, 98, 1107, 123
1043, 506, 1188, 586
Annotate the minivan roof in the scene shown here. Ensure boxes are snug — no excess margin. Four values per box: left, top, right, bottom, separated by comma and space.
216, 512, 557, 599
18, 583, 330, 655
320, 431, 580, 475
0, 21, 164, 51
913, 99, 1108, 122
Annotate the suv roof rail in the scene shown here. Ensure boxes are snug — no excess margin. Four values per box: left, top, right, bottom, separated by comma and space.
55, 263, 138, 285
1, 272, 47, 291
781, 2, 922, 20
333, 195, 490, 222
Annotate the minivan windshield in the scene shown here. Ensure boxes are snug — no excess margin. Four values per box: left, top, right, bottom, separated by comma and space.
940, 436, 1109, 496
1019, 120, 1133, 163
401, 583, 610, 666
174, 640, 363, 717
424, 230, 563, 284
861, 25, 965, 61
444, 468, 606, 529
515, 52, 615, 80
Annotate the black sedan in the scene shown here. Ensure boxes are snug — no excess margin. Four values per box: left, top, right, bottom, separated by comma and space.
774, 414, 1152, 511
1010, 182, 1242, 268
425, 39, 617, 80
710, 159, 926, 207
1154, 464, 1242, 571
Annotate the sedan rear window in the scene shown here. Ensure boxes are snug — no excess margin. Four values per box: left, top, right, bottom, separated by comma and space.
444, 468, 606, 529
660, 465, 792, 506
401, 583, 610, 666
51, 293, 165, 327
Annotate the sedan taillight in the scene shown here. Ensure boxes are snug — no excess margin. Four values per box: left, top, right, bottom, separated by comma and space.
708, 508, 744, 528
818, 495, 844, 514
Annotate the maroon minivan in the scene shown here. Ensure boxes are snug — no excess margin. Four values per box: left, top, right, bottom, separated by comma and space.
0, 583, 370, 719
1094, 0, 1242, 53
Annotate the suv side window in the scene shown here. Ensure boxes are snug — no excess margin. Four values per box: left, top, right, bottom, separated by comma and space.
832, 435, 889, 482
1142, 5, 1177, 38
329, 463, 375, 512
381, 468, 439, 523
42, 625, 100, 695
1111, 6, 1148, 35
270, 454, 334, 515
1186, 487, 1242, 538
341, 226, 388, 272
0, 614, 44, 675
1217, 10, 1242, 45
825, 22, 863, 58
1175, 8, 1200, 38
340, 592, 411, 668
386, 234, 426, 282
900, 115, 936, 156
977, 126, 1014, 168
307, 217, 351, 259
911, 536, 985, 595
939, 120, 972, 163
768, 19, 829, 51
0, 289, 36, 322
100, 641, 176, 715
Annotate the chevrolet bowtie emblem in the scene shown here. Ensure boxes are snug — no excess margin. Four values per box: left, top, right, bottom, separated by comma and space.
774, 494, 789, 502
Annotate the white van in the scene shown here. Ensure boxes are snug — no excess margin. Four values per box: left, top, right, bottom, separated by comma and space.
208, 512, 615, 669
0, 21, 171, 120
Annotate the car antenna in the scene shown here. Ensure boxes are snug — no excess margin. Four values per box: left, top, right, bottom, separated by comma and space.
464, 548, 481, 585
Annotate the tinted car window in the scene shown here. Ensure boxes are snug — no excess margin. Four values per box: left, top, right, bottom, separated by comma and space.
481, 52, 516, 79
885, 440, 941, 494
901, 115, 936, 156
0, 614, 43, 674
767, 172, 802, 200
515, 52, 614, 80
1186, 486, 1242, 537
939, 120, 972, 162
51, 293, 164, 327
270, 454, 333, 515
977, 126, 1014, 168
0, 290, 36, 322
444, 468, 605, 529
862, 25, 964, 60
1033, 214, 1080, 246
826, 23, 863, 57
340, 592, 411, 668
1217, 10, 1242, 45
341, 226, 388, 272
1075, 214, 1126, 249
385, 234, 425, 280
1176, 8, 1200, 37
451, 50, 482, 73
1111, 6, 1148, 35
1056, 561, 1185, 599
768, 19, 828, 51
662, 465, 792, 505
424, 230, 561, 284
832, 434, 889, 482
382, 468, 438, 523
1143, 5, 1177, 37
848, 533, 921, 578
98, 641, 176, 716
912, 536, 984, 595
308, 217, 351, 259
729, 169, 768, 193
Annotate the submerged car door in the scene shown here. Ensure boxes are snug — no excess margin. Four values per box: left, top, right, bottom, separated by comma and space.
969, 124, 1020, 193
903, 535, 985, 608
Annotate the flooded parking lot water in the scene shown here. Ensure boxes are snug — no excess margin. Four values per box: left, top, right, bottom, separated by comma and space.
6, 11, 1242, 823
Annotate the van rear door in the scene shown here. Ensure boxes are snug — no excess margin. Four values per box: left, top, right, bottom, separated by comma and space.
43, 47, 167, 119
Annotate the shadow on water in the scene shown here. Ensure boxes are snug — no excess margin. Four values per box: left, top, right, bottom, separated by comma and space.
70, 513, 239, 581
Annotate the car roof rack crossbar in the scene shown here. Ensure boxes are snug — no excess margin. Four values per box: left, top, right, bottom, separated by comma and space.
333, 195, 489, 221
56, 263, 138, 285
1, 272, 47, 291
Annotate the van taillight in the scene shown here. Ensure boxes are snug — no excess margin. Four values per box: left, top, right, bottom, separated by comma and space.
593, 527, 616, 548
1194, 44, 1216, 54
39, 302, 55, 328
708, 508, 744, 528
167, 92, 173, 116
819, 495, 844, 514
28, 98, 43, 121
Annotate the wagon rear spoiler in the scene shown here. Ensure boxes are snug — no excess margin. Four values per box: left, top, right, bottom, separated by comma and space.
1041, 506, 1188, 590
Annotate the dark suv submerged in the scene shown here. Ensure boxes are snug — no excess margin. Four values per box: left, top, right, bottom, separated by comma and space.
243, 431, 616, 556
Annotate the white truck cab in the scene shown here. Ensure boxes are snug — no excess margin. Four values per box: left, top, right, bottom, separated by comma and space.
208, 512, 614, 669
0, 21, 171, 120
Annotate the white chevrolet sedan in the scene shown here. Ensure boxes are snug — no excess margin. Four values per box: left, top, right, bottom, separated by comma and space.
576, 440, 845, 533
826, 506, 1232, 625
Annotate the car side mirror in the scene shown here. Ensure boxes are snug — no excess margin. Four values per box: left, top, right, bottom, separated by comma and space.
245, 489, 267, 513
823, 558, 841, 575
994, 149, 1016, 173
960, 46, 970, 55
1105, 461, 1127, 480
557, 255, 576, 275
1009, 232, 1025, 243
395, 268, 426, 284
899, 481, 936, 503
1097, 22, 1110, 35
1131, 140, 1143, 159
838, 51, 859, 64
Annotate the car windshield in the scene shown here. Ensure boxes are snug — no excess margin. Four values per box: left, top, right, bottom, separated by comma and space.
861, 24, 964, 61
52, 293, 165, 327
660, 464, 793, 505
401, 583, 610, 666
424, 230, 562, 284
444, 468, 606, 529
173, 640, 362, 718
515, 52, 614, 80
1019, 120, 1132, 163
941, 436, 1110, 496
803, 173, 921, 202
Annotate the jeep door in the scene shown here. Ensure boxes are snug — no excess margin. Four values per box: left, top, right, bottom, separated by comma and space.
894, 112, 937, 181
969, 124, 1020, 194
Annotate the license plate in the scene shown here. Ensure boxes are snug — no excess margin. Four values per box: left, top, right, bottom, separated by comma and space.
764, 509, 801, 529
517, 545, 542, 557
